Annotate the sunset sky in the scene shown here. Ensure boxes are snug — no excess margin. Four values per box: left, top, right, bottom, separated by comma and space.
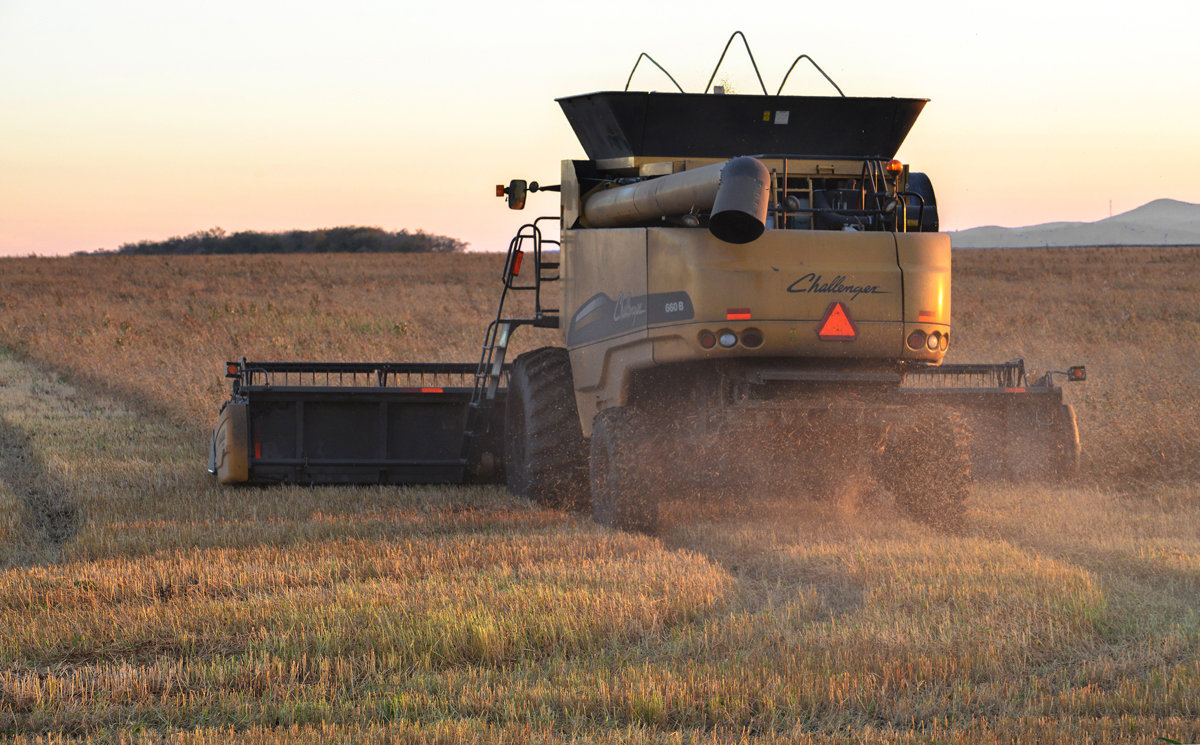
2, 0, 1198, 255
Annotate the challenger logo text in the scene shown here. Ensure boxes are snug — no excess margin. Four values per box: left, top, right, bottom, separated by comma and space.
787, 273, 887, 300
613, 292, 647, 322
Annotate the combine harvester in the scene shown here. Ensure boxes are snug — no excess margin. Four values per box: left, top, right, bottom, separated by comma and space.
211, 36, 1085, 531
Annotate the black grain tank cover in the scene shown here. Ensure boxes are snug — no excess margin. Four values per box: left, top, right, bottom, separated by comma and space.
557, 92, 927, 160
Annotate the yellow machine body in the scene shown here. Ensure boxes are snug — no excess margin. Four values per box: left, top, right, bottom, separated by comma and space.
558, 157, 950, 435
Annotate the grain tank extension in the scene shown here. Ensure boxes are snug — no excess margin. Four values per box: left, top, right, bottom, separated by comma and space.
211, 45, 1085, 532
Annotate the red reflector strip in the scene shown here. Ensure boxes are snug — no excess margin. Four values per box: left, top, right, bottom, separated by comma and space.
1005, 387, 1027, 393
917, 311, 935, 322
421, 387, 443, 393
510, 250, 523, 277
817, 302, 857, 341
254, 442, 261, 459
726, 308, 752, 320
397, 387, 445, 393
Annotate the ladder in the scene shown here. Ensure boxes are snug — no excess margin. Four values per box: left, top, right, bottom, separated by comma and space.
462, 217, 561, 450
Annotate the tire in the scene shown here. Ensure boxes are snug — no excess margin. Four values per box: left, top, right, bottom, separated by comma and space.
876, 408, 971, 529
590, 407, 659, 534
1002, 400, 1080, 483
504, 347, 588, 508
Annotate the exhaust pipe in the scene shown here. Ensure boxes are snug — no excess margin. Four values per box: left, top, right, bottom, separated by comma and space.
581, 156, 770, 244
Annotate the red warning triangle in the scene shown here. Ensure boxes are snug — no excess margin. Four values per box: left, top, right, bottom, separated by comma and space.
817, 302, 857, 341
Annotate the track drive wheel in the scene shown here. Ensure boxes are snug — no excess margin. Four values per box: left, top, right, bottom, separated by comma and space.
504, 347, 588, 508
877, 409, 971, 529
590, 407, 659, 534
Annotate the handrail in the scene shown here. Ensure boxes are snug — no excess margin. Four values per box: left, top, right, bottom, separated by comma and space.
703, 31, 768, 95
776, 54, 845, 97
623, 53, 685, 93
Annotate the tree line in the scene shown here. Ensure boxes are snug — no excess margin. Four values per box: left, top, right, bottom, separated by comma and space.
100, 226, 467, 255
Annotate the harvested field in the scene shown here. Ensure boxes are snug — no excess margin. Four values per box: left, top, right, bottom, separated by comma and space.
0, 246, 1197, 743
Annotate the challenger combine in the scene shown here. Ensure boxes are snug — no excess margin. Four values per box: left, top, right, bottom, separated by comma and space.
211, 41, 1084, 532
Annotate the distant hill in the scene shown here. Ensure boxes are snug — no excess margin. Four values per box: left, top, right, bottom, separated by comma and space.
949, 199, 1200, 248
101, 226, 467, 255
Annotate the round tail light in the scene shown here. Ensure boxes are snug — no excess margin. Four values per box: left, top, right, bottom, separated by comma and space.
741, 328, 764, 348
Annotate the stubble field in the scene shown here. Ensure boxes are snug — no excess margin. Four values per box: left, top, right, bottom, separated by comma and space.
0, 246, 1197, 743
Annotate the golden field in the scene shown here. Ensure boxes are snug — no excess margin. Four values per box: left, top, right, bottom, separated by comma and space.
0, 246, 1197, 743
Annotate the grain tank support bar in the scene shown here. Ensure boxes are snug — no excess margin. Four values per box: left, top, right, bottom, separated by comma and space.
581, 157, 770, 244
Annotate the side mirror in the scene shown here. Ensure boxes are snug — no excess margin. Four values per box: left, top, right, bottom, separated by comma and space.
496, 179, 527, 210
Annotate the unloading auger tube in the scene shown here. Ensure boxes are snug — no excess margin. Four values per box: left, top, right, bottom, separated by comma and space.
580, 156, 771, 244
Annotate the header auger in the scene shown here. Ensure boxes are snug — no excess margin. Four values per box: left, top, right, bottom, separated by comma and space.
211, 36, 1084, 533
